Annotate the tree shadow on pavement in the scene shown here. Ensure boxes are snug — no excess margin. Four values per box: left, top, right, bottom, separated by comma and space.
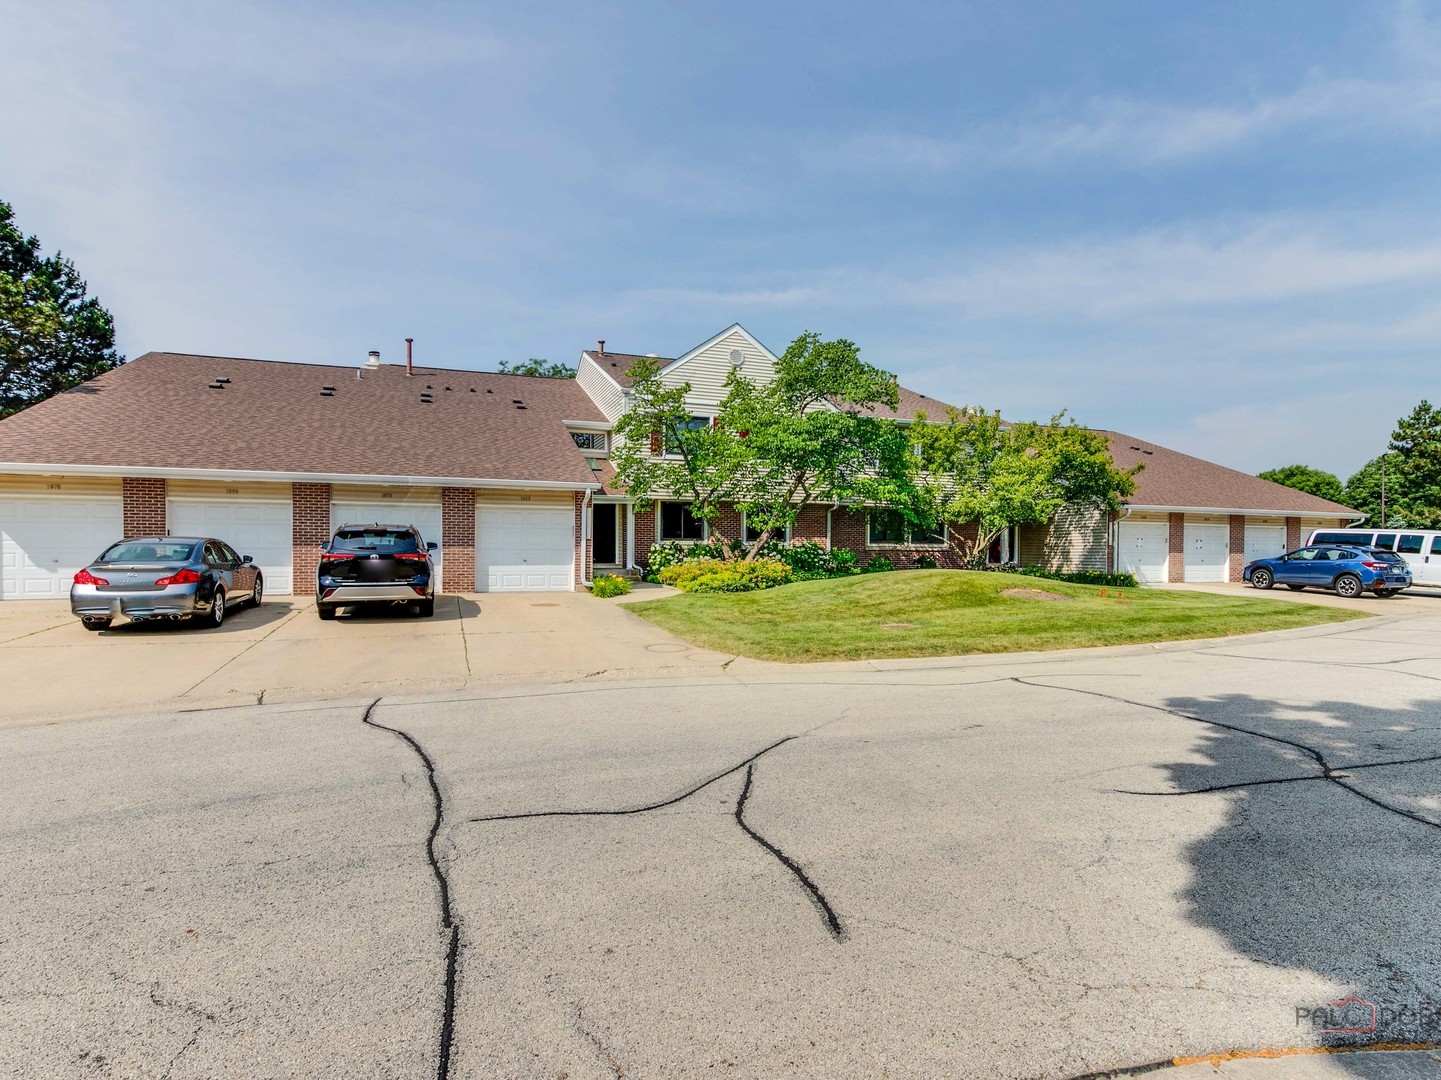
1148, 690, 1441, 1064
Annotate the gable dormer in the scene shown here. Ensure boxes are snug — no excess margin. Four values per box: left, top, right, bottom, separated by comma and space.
658, 324, 778, 412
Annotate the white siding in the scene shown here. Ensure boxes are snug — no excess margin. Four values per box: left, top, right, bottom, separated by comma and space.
661, 328, 778, 412
576, 355, 627, 420
1037, 505, 1109, 572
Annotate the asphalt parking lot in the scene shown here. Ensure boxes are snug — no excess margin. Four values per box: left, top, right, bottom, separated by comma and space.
2, 609, 1439, 1078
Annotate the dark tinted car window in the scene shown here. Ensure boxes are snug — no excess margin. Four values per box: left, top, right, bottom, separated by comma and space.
220, 542, 243, 564
331, 528, 421, 554
1433, 537, 1441, 555
1312, 531, 1372, 544
1397, 534, 1424, 554
1371, 551, 1406, 565
101, 541, 197, 563
1321, 549, 1353, 561
1373, 533, 1397, 550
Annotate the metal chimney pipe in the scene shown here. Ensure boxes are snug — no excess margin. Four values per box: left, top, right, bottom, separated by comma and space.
597, 339, 605, 355
405, 337, 414, 376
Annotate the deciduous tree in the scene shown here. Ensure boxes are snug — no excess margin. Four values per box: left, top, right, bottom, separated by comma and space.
497, 358, 574, 378
1257, 464, 1345, 505
1, 200, 122, 418
909, 408, 1137, 566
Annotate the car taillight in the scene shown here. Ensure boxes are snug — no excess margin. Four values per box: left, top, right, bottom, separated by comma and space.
155, 568, 202, 586
320, 551, 351, 561
394, 552, 428, 561
73, 568, 109, 586
1361, 561, 1387, 569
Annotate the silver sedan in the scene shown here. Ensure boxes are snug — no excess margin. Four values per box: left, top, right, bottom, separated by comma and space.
70, 536, 263, 631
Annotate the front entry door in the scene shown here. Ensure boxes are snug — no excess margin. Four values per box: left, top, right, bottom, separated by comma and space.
593, 504, 618, 565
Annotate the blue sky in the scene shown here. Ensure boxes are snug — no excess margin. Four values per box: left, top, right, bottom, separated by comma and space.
3, 1, 1439, 478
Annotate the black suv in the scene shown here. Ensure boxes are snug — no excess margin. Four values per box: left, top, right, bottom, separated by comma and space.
317, 523, 438, 620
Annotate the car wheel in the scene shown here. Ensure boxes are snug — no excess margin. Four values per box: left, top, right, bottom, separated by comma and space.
82, 617, 111, 632
207, 589, 227, 627
1285, 583, 1306, 591
317, 603, 337, 621
1334, 573, 1363, 599
416, 598, 435, 618
248, 574, 264, 609
1251, 568, 1273, 589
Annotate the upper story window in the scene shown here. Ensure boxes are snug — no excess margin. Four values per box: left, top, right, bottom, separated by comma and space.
664, 415, 710, 456
570, 430, 607, 452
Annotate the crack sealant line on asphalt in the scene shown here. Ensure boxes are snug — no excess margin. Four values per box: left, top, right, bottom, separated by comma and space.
359, 698, 459, 1080
174, 603, 307, 698
1013, 677, 1441, 834
455, 596, 471, 678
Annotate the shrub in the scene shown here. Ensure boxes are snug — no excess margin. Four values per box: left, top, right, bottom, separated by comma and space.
590, 574, 631, 598
862, 555, 894, 573
656, 558, 793, 593
1002, 564, 1139, 589
824, 547, 859, 576
914, 554, 938, 570
777, 540, 830, 580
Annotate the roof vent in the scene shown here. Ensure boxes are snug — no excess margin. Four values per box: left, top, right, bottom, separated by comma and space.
322, 384, 336, 391
320, 389, 334, 397
207, 380, 225, 389
511, 399, 523, 404
485, 388, 493, 394
216, 376, 231, 384
515, 404, 528, 410
468, 388, 476, 393
597, 339, 606, 355
365, 350, 381, 369
728, 349, 744, 367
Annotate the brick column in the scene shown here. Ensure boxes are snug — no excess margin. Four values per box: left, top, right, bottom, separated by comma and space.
291, 482, 331, 596
440, 487, 475, 593
634, 499, 656, 569
1167, 512, 1185, 583
1285, 517, 1301, 551
573, 491, 589, 588
1228, 515, 1246, 582
122, 477, 167, 537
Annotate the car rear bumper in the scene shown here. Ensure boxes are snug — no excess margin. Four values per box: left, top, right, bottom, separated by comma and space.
70, 583, 204, 619
318, 584, 431, 604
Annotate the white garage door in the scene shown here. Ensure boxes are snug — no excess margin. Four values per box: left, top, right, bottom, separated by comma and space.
1, 497, 123, 600
169, 498, 294, 594
477, 506, 573, 592
1244, 525, 1286, 564
332, 499, 444, 590
1117, 522, 1170, 583
1184, 522, 1230, 582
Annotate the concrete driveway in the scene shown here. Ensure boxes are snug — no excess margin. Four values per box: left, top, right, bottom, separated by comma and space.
0, 590, 732, 726
2, 611, 1439, 1078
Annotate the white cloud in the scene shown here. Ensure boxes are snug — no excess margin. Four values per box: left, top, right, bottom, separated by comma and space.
827, 72, 1441, 173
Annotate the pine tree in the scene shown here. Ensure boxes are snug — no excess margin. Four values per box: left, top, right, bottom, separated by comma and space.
1390, 401, 1441, 528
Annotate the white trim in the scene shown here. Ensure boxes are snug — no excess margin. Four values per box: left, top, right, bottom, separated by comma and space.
0, 461, 599, 491
577, 352, 629, 394
1124, 504, 1358, 520
562, 419, 613, 431
664, 323, 779, 376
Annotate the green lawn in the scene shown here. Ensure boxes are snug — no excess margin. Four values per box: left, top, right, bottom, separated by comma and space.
625, 570, 1367, 663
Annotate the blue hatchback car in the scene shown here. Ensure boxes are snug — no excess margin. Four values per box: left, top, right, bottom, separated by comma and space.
1243, 544, 1412, 599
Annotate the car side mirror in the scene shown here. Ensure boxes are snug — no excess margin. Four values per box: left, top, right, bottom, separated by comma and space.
426, 542, 438, 551
241, 555, 253, 564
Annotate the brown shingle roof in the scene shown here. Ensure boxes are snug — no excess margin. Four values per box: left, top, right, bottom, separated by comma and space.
1105, 431, 1360, 516
841, 385, 958, 420
580, 350, 676, 388
0, 352, 605, 486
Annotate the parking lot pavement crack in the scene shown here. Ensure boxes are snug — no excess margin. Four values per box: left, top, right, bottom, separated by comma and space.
1202, 650, 1441, 684
734, 761, 844, 939
469, 729, 847, 941
359, 699, 459, 1080
176, 604, 306, 698
1014, 677, 1441, 834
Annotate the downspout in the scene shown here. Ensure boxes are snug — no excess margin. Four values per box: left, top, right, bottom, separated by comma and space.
626, 500, 636, 570
826, 500, 840, 550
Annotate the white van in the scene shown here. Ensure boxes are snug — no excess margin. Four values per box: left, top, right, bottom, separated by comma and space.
1307, 527, 1441, 587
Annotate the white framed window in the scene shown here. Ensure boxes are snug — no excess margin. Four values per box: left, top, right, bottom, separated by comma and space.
663, 415, 710, 456
866, 510, 945, 547
658, 500, 707, 542
570, 430, 607, 452
741, 511, 791, 544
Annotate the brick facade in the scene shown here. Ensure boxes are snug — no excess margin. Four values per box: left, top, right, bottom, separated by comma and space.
1285, 516, 1301, 551
291, 482, 332, 596
574, 491, 589, 587
634, 499, 657, 564
1167, 512, 1185, 584
122, 477, 166, 538
440, 487, 476, 593
1228, 514, 1246, 583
